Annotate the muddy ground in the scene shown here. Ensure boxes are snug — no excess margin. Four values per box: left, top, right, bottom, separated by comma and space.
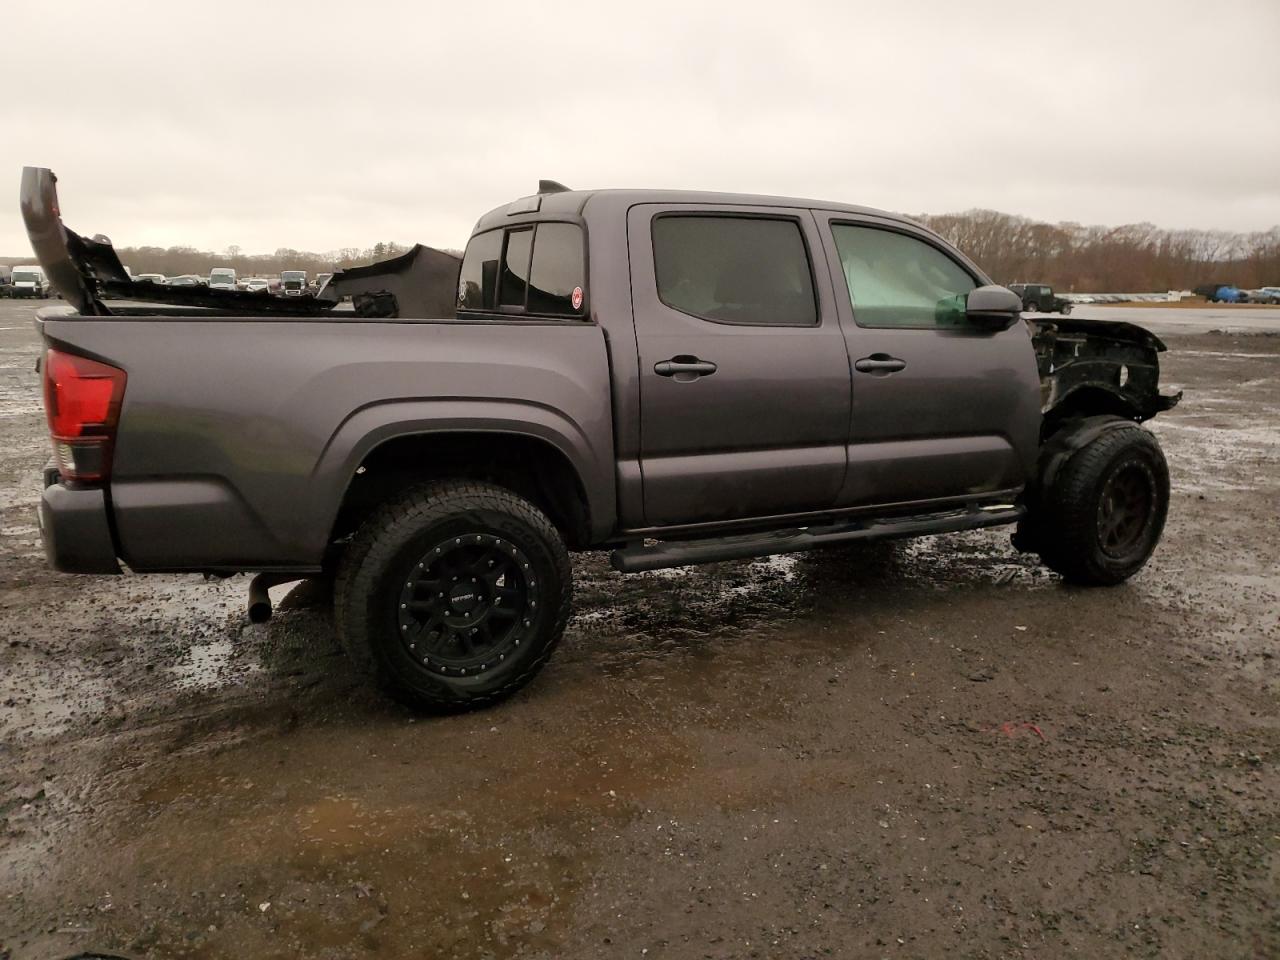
0, 299, 1276, 959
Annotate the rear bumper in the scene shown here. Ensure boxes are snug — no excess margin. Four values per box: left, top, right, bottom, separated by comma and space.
37, 470, 121, 574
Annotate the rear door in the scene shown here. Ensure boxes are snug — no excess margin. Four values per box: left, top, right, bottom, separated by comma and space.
628, 204, 852, 527
815, 214, 1040, 507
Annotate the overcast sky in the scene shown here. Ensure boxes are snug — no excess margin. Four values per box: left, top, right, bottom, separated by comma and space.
2, 0, 1277, 256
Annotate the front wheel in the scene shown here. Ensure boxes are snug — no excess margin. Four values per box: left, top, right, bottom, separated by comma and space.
1021, 423, 1170, 585
335, 481, 572, 711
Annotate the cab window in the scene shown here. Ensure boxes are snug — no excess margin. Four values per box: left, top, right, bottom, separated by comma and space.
831, 224, 976, 328
652, 215, 817, 327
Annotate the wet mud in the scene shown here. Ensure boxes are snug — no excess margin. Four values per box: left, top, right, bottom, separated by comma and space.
1, 301, 1276, 959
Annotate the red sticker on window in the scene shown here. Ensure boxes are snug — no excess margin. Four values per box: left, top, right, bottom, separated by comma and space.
571, 286, 584, 311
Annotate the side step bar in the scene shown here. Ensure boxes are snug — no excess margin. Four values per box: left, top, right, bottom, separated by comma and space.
609, 504, 1025, 573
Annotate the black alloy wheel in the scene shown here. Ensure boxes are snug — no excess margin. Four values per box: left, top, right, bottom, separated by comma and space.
396, 533, 537, 678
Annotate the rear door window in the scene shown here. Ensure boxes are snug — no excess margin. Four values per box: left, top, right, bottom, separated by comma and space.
651, 216, 817, 326
458, 222, 585, 318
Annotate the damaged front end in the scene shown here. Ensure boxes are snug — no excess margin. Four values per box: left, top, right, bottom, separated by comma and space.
1030, 316, 1182, 430
19, 166, 460, 319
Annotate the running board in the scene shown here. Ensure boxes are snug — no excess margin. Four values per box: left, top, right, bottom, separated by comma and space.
609, 505, 1025, 573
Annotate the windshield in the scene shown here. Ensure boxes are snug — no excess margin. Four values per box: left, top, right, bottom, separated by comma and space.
13, 271, 40, 283
282, 272, 305, 281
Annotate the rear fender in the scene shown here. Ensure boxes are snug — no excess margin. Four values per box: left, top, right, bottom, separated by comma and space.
312, 399, 615, 546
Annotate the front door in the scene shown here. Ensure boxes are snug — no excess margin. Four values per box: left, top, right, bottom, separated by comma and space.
814, 214, 1041, 507
628, 204, 852, 527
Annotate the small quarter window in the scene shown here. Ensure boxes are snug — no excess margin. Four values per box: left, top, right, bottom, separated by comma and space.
527, 222, 585, 316
652, 216, 817, 327
457, 229, 501, 310
831, 224, 977, 328
499, 228, 533, 307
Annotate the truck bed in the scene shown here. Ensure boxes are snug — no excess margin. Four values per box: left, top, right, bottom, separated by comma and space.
37, 307, 615, 571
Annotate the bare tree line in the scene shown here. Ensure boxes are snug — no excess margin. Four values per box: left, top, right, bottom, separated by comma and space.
914, 210, 1280, 291
7, 211, 1279, 291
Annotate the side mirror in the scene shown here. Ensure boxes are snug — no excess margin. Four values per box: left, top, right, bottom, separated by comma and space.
965, 285, 1023, 329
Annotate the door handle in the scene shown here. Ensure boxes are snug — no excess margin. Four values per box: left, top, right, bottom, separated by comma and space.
854, 354, 906, 375
655, 356, 718, 379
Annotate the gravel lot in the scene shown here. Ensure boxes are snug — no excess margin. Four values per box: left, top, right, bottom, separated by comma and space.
1, 299, 1277, 959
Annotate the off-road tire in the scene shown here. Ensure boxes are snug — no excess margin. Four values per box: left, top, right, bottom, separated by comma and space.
1060, 303, 1072, 315
1023, 300, 1040, 313
334, 481, 572, 711
1032, 425, 1169, 585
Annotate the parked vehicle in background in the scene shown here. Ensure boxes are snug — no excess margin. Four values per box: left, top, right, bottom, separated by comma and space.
314, 272, 333, 291
1245, 287, 1280, 304
208, 267, 237, 290
281, 270, 308, 296
24, 167, 1183, 713
1208, 285, 1246, 303
242, 277, 271, 294
1009, 283, 1072, 314
9, 264, 50, 298
133, 273, 166, 285
166, 274, 204, 287
0, 265, 10, 296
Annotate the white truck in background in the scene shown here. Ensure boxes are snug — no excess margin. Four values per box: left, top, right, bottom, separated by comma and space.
280, 269, 308, 296
9, 264, 50, 298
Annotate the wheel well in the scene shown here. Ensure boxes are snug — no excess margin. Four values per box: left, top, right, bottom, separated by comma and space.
330, 433, 591, 550
1042, 386, 1140, 438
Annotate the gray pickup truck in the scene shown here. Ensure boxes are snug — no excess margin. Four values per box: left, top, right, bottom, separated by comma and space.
24, 167, 1180, 711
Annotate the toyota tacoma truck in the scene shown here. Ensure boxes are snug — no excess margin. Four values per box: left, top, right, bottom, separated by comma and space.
23, 167, 1181, 711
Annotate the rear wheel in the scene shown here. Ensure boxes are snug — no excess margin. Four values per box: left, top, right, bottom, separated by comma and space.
335, 481, 572, 711
1024, 300, 1040, 313
1059, 303, 1072, 315
1024, 424, 1169, 585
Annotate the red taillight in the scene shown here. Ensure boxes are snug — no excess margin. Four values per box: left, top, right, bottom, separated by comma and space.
42, 348, 126, 483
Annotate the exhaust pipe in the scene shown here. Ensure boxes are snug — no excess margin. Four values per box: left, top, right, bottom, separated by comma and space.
247, 573, 300, 624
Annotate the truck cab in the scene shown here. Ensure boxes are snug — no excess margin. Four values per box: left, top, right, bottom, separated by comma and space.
281, 270, 308, 296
